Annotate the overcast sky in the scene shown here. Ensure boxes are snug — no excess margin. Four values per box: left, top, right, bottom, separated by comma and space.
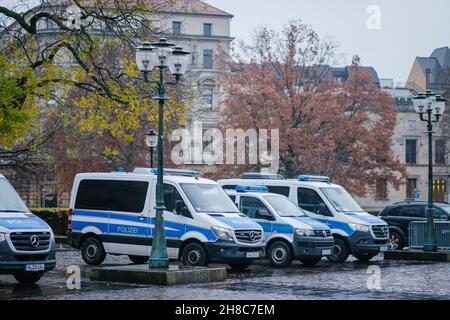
1, 0, 449, 82
206, 0, 450, 83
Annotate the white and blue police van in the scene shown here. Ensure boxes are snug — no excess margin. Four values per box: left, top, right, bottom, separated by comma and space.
67, 168, 265, 271
226, 186, 334, 267
0, 174, 56, 284
219, 174, 390, 263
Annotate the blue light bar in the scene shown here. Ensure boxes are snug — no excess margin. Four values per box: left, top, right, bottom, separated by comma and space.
235, 185, 269, 193
298, 175, 330, 183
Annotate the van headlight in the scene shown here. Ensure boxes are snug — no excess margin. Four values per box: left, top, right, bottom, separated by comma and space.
349, 223, 370, 232
212, 227, 234, 241
295, 228, 315, 237
0, 233, 6, 242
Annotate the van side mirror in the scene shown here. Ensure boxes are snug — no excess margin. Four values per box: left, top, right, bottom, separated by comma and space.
175, 200, 191, 218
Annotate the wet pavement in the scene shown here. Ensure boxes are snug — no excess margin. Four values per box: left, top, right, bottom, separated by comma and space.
1, 247, 450, 300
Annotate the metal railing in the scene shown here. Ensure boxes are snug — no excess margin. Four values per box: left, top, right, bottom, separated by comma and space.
409, 221, 450, 250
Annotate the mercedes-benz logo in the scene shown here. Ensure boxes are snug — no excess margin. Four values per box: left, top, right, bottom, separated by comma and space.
30, 235, 40, 248
322, 230, 327, 237
248, 231, 257, 241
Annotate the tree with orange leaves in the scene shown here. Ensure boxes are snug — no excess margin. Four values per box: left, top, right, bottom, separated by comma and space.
216, 20, 406, 197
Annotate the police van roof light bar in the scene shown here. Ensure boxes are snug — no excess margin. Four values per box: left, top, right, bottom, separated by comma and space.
235, 185, 269, 193
298, 175, 330, 183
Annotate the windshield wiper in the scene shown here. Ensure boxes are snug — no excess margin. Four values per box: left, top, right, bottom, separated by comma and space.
0, 210, 27, 213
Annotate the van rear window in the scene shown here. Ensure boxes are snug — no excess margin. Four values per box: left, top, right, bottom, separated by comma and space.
75, 180, 149, 213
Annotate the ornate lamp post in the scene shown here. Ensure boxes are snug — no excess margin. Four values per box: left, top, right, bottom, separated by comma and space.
135, 39, 190, 268
145, 130, 158, 168
413, 91, 447, 252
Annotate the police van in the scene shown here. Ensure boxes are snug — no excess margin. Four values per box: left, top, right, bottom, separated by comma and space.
219, 174, 390, 263
0, 174, 56, 284
226, 186, 334, 267
67, 168, 265, 271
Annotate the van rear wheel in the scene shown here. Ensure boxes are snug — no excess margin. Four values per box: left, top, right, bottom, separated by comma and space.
81, 236, 106, 266
13, 272, 43, 284
181, 242, 208, 267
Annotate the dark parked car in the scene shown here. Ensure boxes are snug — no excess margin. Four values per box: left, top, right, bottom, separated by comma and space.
378, 201, 450, 250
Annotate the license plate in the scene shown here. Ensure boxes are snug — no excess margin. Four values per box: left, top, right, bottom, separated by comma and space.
246, 252, 260, 258
322, 249, 332, 256
25, 264, 45, 272
380, 246, 388, 252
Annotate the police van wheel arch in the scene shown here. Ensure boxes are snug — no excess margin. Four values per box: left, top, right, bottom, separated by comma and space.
327, 236, 349, 263
81, 235, 106, 266
267, 239, 293, 268
180, 241, 209, 267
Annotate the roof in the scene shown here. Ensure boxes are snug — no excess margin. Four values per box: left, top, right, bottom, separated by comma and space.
75, 172, 217, 184
46, 0, 233, 17
430, 46, 450, 69
416, 57, 442, 84
160, 0, 233, 17
318, 65, 380, 85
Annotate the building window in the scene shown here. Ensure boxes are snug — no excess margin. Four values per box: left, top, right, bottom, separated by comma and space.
172, 21, 181, 35
202, 89, 213, 109
203, 23, 212, 36
433, 178, 446, 202
405, 139, 417, 164
203, 49, 213, 69
435, 139, 446, 165
375, 179, 388, 200
406, 178, 417, 200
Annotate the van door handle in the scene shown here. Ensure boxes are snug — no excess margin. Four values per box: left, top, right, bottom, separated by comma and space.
139, 215, 145, 221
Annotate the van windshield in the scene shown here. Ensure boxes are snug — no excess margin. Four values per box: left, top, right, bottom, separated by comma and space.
0, 178, 29, 213
180, 184, 240, 214
264, 195, 306, 217
320, 187, 364, 213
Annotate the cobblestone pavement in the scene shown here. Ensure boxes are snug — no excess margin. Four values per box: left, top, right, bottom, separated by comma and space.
1, 247, 449, 300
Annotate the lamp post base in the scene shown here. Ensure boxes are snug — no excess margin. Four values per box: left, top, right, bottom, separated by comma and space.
423, 243, 438, 252
149, 258, 170, 269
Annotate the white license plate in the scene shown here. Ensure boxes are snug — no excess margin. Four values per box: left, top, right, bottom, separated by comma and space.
322, 249, 332, 256
25, 264, 45, 272
246, 252, 260, 258
380, 246, 388, 252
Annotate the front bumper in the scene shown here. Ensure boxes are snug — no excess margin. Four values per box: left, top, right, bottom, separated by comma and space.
0, 239, 56, 274
293, 236, 335, 257
205, 241, 265, 263
348, 231, 389, 254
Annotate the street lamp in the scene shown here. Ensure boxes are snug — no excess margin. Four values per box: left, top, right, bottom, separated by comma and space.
413, 90, 447, 252
145, 130, 158, 168
136, 38, 190, 268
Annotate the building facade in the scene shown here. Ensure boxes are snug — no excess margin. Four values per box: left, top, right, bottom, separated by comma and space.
358, 47, 450, 211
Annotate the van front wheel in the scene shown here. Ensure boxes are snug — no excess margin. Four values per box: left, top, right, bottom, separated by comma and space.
327, 237, 349, 263
268, 241, 293, 267
81, 236, 106, 266
181, 242, 208, 267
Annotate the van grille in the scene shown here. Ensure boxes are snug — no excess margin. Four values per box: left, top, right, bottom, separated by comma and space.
234, 230, 262, 244
9, 232, 51, 252
371, 225, 389, 239
314, 230, 332, 237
